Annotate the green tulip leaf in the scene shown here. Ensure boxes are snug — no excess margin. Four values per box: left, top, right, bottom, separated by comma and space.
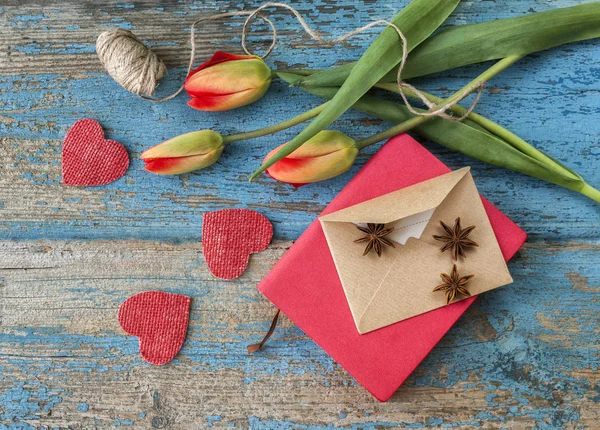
297, 3, 600, 87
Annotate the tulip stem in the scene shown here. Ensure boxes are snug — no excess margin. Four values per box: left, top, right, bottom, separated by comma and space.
373, 84, 574, 178
273, 69, 319, 77
222, 102, 329, 144
579, 183, 600, 203
355, 55, 523, 150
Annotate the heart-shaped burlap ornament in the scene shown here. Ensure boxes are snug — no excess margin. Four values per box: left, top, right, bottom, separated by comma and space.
118, 291, 191, 365
202, 209, 273, 280
62, 118, 129, 186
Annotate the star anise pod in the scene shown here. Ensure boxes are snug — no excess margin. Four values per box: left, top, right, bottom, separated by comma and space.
354, 223, 395, 257
433, 264, 474, 305
433, 217, 478, 260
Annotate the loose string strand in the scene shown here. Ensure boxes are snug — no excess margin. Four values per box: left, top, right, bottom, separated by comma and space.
140, 11, 276, 102
97, 2, 485, 119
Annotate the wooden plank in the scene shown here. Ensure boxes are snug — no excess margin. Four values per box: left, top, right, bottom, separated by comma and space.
1, 0, 599, 428
1, 239, 598, 428
0, 1, 599, 242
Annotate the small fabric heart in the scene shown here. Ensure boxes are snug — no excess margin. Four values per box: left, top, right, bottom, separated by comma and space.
62, 118, 129, 186
118, 291, 191, 365
202, 209, 273, 280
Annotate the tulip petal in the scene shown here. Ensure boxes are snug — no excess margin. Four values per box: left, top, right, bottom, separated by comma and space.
265, 147, 358, 184
265, 169, 307, 188
141, 130, 223, 159
185, 59, 271, 97
285, 130, 357, 159
184, 51, 271, 111
143, 149, 223, 175
188, 51, 257, 76
187, 82, 270, 112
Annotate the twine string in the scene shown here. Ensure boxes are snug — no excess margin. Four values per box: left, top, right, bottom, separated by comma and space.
138, 11, 276, 102
97, 2, 485, 119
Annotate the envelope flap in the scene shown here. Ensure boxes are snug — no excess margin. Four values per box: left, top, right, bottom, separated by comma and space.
320, 167, 470, 224
320, 220, 403, 329
356, 170, 514, 334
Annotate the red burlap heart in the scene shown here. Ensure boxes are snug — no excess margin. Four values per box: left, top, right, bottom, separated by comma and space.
118, 291, 191, 365
62, 118, 129, 186
202, 209, 273, 280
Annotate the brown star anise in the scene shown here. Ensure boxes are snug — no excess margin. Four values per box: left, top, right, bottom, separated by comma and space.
433, 217, 478, 260
354, 223, 395, 257
433, 264, 474, 305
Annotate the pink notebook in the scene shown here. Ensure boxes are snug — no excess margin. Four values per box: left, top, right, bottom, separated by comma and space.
258, 134, 527, 401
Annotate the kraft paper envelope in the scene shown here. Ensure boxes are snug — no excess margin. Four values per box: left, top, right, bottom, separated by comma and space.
319, 167, 513, 334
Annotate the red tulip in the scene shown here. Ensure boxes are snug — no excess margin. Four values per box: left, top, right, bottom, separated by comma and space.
184, 51, 272, 111
141, 130, 224, 175
264, 130, 359, 187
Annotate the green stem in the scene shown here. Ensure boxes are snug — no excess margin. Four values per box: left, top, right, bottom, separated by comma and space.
375, 79, 575, 179
222, 102, 329, 144
356, 54, 524, 150
272, 69, 320, 77
579, 183, 600, 203
356, 116, 429, 149
375, 64, 600, 202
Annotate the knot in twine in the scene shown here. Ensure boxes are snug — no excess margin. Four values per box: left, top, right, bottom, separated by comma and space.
95, 2, 484, 119
96, 29, 167, 99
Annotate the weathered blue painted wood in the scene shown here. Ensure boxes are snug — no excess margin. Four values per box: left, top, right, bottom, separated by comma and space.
1, 1, 599, 429
1, 240, 598, 428
0, 0, 599, 242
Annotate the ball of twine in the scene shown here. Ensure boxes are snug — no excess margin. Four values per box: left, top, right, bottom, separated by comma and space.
96, 29, 167, 98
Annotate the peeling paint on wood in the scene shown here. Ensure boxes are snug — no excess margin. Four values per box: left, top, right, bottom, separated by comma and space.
0, 240, 599, 428
0, 0, 599, 429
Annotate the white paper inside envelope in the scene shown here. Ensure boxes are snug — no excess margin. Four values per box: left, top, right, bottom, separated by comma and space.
320, 167, 513, 334
355, 208, 435, 245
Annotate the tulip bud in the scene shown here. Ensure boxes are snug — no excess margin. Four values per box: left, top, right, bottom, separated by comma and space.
141, 130, 224, 175
264, 130, 358, 187
184, 51, 272, 112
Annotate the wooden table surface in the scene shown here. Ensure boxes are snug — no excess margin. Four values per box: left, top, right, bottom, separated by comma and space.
1, 1, 599, 429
